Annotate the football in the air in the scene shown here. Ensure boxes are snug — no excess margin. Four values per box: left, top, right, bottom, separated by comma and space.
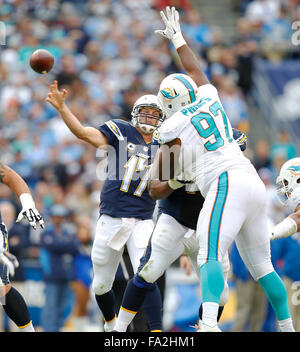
30, 49, 54, 74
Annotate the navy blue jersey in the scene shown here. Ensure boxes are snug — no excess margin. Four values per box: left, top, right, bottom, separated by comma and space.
99, 119, 159, 220
158, 185, 204, 230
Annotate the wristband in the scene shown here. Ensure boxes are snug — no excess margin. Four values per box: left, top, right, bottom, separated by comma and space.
19, 193, 35, 209
172, 32, 186, 49
168, 179, 184, 190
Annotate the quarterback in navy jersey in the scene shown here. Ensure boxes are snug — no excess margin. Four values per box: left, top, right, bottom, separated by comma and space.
98, 118, 160, 221
46, 82, 165, 332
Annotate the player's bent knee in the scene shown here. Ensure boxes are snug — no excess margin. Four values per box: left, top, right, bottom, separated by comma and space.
91, 245, 109, 266
249, 260, 274, 281
138, 261, 164, 284
92, 277, 112, 296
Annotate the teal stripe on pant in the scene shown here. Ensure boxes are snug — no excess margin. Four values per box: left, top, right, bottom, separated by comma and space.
207, 171, 229, 261
200, 172, 229, 303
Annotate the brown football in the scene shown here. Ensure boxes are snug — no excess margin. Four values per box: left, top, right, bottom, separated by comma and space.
30, 49, 54, 74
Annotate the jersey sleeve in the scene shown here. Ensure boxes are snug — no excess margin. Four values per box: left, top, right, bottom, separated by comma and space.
196, 84, 219, 101
98, 119, 125, 146
157, 114, 183, 144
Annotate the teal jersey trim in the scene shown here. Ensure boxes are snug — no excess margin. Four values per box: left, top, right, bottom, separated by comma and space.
207, 171, 229, 261
173, 74, 196, 103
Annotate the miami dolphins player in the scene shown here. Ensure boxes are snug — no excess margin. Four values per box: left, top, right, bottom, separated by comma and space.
271, 158, 300, 240
46, 81, 165, 332
114, 6, 294, 332
0, 161, 44, 332
150, 6, 294, 332
113, 127, 246, 332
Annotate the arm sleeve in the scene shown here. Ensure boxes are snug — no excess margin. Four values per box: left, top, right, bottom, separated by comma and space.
196, 84, 219, 101
158, 115, 183, 144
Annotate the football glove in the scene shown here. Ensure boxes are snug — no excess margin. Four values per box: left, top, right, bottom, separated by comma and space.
16, 193, 45, 230
232, 128, 247, 152
0, 249, 19, 277
168, 179, 184, 190
155, 6, 186, 49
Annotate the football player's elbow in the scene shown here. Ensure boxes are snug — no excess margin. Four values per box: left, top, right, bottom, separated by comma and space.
148, 186, 161, 200
80, 127, 104, 148
76, 127, 88, 141
148, 182, 162, 200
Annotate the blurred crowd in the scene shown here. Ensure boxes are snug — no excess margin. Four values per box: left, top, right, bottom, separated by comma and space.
0, 0, 299, 331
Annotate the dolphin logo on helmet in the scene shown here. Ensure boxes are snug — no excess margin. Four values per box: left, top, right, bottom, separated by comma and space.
287, 165, 300, 175
160, 88, 179, 101
157, 73, 198, 119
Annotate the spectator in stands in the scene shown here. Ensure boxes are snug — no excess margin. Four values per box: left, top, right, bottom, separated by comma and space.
245, 0, 280, 27
209, 47, 240, 88
218, 76, 249, 132
253, 140, 272, 171
71, 215, 93, 332
270, 130, 297, 163
230, 242, 267, 332
181, 10, 216, 52
261, 5, 294, 60
153, 0, 193, 13
272, 234, 300, 332
39, 204, 80, 332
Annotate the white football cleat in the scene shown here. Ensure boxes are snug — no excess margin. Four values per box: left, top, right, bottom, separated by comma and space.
104, 319, 116, 332
197, 321, 221, 332
190, 320, 201, 332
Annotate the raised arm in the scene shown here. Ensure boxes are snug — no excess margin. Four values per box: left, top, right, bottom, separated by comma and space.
0, 162, 44, 229
155, 6, 209, 87
46, 81, 108, 148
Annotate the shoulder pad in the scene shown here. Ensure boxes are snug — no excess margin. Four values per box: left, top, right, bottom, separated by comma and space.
105, 120, 125, 141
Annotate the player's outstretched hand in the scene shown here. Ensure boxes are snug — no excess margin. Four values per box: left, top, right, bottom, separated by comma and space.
16, 207, 45, 230
155, 6, 183, 44
0, 249, 19, 277
46, 80, 67, 111
16, 194, 45, 230
180, 255, 192, 276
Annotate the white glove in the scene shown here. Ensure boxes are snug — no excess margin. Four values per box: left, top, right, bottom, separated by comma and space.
0, 249, 19, 277
155, 6, 186, 49
16, 193, 45, 230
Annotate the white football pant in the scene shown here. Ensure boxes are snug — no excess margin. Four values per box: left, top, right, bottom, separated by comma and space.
197, 169, 274, 281
91, 214, 154, 296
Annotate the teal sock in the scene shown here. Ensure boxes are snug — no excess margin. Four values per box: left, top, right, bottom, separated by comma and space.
258, 271, 290, 321
200, 260, 224, 303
